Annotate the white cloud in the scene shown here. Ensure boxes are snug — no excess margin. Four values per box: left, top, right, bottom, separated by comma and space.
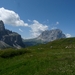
56, 22, 59, 25
66, 34, 72, 38
0, 7, 28, 26
19, 28, 23, 32
29, 20, 48, 37
0, 7, 49, 38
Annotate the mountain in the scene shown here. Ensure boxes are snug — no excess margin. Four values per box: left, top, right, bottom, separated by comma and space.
37, 29, 66, 42
0, 20, 25, 49
0, 41, 10, 49
23, 29, 66, 47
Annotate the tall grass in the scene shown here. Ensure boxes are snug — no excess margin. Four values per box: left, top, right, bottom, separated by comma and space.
0, 48, 30, 58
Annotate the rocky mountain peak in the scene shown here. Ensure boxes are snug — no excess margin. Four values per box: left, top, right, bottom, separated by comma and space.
37, 29, 66, 42
0, 20, 5, 31
0, 20, 25, 49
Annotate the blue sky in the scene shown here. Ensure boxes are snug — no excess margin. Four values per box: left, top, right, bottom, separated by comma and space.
0, 0, 75, 39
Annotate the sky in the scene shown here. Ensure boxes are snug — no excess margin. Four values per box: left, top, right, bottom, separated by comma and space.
0, 0, 75, 39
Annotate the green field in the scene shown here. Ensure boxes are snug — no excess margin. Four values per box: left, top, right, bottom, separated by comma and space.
0, 38, 75, 75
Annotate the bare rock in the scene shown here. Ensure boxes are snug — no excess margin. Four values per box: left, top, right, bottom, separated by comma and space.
37, 29, 66, 42
0, 20, 25, 49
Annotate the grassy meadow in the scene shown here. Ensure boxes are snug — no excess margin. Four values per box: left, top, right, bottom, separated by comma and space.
0, 38, 75, 75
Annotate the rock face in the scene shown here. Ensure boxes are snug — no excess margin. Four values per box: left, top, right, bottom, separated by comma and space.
0, 20, 5, 31
37, 29, 66, 42
0, 20, 25, 49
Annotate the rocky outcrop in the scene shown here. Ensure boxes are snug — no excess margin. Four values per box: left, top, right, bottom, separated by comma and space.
0, 20, 25, 49
37, 29, 66, 42
0, 20, 5, 31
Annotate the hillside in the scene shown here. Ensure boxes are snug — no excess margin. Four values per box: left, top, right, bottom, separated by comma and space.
40, 37, 75, 49
0, 38, 75, 75
29, 37, 75, 49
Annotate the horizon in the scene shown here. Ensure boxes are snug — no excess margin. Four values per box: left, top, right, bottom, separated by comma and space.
0, 0, 75, 39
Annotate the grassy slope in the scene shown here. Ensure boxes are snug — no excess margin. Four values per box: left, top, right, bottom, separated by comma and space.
0, 38, 75, 75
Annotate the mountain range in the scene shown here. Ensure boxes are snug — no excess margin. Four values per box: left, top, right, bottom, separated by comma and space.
0, 20, 66, 49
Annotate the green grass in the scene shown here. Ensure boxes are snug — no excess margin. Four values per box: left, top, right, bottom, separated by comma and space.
0, 38, 75, 75
0, 48, 30, 58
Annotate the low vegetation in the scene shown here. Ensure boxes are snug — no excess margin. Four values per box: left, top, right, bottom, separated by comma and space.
0, 48, 30, 58
0, 38, 75, 75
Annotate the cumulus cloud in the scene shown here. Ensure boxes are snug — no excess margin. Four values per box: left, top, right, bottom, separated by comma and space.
19, 28, 23, 32
66, 34, 72, 38
0, 7, 49, 38
29, 20, 48, 37
0, 7, 28, 26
